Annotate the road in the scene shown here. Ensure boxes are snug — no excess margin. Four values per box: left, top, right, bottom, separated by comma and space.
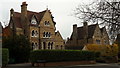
2, 63, 120, 68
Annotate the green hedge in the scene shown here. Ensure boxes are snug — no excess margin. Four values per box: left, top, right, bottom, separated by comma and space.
2, 48, 9, 66
30, 50, 96, 63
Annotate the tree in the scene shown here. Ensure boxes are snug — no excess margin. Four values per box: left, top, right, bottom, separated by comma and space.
3, 35, 31, 63
74, 0, 120, 43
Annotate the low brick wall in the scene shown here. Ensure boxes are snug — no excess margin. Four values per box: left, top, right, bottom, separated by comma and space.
33, 61, 96, 67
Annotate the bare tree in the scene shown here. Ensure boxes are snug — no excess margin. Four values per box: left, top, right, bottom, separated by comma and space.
74, 0, 120, 44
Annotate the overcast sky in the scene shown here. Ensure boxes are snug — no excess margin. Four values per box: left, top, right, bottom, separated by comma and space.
0, 0, 94, 39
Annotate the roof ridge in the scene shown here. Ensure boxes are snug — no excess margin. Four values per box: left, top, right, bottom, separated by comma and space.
77, 23, 97, 28
27, 10, 39, 14
14, 12, 21, 14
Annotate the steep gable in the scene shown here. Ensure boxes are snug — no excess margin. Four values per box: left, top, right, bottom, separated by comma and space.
100, 27, 109, 44
55, 31, 64, 41
27, 10, 46, 24
30, 15, 39, 26
100, 27, 108, 37
93, 24, 102, 38
40, 9, 56, 28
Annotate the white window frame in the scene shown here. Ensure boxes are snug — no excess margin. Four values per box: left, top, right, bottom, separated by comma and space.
44, 21, 50, 26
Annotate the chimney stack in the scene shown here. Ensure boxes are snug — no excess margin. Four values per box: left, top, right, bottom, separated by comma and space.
10, 8, 14, 17
73, 24, 78, 40
83, 21, 88, 39
21, 2, 28, 36
21, 2, 28, 18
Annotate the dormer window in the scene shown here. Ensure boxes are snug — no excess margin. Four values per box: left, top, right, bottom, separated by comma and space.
31, 16, 37, 25
44, 21, 50, 26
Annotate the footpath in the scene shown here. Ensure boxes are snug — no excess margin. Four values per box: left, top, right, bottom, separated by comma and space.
4, 63, 119, 68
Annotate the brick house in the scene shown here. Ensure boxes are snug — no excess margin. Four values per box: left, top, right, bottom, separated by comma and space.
3, 2, 64, 50
65, 22, 109, 50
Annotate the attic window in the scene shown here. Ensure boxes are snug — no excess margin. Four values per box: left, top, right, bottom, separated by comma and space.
44, 21, 50, 26
31, 17, 37, 25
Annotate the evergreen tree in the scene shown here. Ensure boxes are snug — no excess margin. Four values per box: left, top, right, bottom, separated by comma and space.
3, 35, 31, 63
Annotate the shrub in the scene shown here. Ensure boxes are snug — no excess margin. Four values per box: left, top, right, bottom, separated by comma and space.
86, 44, 118, 57
85, 44, 119, 62
2, 48, 9, 66
30, 50, 96, 63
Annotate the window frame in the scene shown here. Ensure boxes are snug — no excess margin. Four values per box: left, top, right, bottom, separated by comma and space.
31, 30, 35, 37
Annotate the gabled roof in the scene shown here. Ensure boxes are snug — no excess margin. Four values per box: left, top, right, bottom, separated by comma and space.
7, 9, 56, 29
27, 10, 46, 23
12, 12, 22, 28
55, 31, 64, 40
77, 24, 97, 40
27, 10, 56, 26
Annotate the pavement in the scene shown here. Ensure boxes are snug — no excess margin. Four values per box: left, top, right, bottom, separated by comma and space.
6, 63, 32, 67
3, 63, 119, 68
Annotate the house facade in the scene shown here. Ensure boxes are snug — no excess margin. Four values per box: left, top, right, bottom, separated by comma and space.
3, 2, 64, 50
65, 22, 109, 50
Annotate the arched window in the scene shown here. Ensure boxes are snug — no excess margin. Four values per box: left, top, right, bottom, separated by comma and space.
46, 32, 48, 37
48, 42, 51, 49
43, 32, 46, 37
51, 42, 53, 49
32, 30, 35, 37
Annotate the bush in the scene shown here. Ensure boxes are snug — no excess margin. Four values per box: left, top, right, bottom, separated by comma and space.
30, 50, 96, 63
2, 48, 9, 66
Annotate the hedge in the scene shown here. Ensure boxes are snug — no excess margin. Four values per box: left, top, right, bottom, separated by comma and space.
30, 50, 96, 63
2, 48, 9, 66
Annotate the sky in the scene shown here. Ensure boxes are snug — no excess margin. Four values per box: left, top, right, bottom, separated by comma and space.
0, 0, 94, 39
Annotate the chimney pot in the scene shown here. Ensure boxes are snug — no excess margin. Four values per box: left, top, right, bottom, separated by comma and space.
22, 2, 26, 5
